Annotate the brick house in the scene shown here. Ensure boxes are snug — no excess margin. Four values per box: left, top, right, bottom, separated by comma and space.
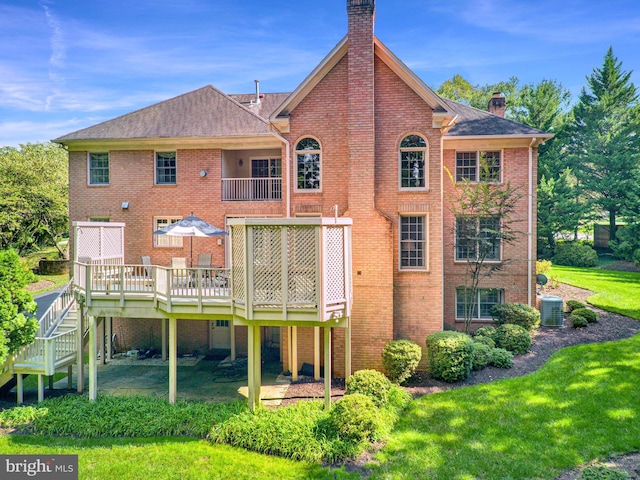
56, 0, 550, 377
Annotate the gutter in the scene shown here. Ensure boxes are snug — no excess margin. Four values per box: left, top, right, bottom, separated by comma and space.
269, 126, 291, 218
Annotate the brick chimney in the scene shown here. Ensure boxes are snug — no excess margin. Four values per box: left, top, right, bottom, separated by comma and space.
347, 0, 376, 213
488, 92, 506, 117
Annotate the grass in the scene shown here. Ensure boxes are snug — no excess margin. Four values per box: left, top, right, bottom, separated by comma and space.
369, 334, 640, 480
549, 265, 640, 320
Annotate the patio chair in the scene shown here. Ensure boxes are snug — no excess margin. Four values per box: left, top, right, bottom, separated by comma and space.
197, 253, 213, 286
140, 255, 152, 276
171, 257, 188, 287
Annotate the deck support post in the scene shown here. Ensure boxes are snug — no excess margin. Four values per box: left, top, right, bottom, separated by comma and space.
247, 325, 261, 411
98, 317, 105, 365
345, 317, 351, 379
89, 315, 97, 401
169, 318, 177, 404
67, 365, 73, 390
291, 326, 298, 381
38, 375, 44, 403
17, 374, 23, 404
77, 306, 84, 393
106, 317, 112, 361
230, 321, 236, 361
314, 327, 321, 380
48, 375, 54, 390
286, 326, 292, 375
324, 326, 332, 409
162, 319, 168, 361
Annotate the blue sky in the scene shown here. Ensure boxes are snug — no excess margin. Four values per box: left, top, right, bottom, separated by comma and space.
1, 0, 639, 147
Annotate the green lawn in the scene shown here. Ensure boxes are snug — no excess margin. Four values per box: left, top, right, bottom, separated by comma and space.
549, 265, 640, 319
368, 334, 640, 479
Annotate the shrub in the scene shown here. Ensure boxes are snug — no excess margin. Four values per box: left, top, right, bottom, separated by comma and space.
566, 300, 586, 313
328, 394, 383, 444
491, 302, 540, 331
491, 348, 514, 368
471, 342, 492, 371
382, 340, 422, 385
425, 331, 474, 383
473, 335, 496, 348
474, 325, 498, 340
580, 465, 630, 480
570, 314, 589, 328
553, 241, 598, 268
345, 369, 392, 408
494, 324, 531, 354
572, 307, 598, 323
536, 259, 552, 275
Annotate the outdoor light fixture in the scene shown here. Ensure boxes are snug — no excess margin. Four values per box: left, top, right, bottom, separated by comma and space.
238, 159, 243, 167
200, 170, 207, 177
121, 201, 129, 209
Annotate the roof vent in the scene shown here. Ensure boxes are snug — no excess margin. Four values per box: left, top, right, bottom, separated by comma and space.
251, 80, 261, 105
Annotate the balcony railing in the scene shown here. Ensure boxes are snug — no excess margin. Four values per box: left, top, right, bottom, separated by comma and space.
222, 178, 282, 201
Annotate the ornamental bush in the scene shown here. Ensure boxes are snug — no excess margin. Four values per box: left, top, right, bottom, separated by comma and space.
491, 302, 540, 331
382, 340, 422, 385
425, 331, 474, 383
494, 324, 531, 354
566, 300, 586, 313
580, 465, 631, 480
345, 369, 392, 408
572, 307, 598, 323
553, 241, 599, 268
471, 342, 492, 371
328, 393, 383, 444
474, 326, 498, 341
570, 314, 589, 328
473, 335, 496, 348
491, 348, 514, 368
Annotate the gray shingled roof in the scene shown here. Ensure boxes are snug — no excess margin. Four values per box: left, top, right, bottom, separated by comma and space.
442, 98, 547, 137
229, 93, 290, 119
55, 85, 276, 142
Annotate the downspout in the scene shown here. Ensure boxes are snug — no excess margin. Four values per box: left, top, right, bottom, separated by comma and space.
269, 126, 291, 218
528, 137, 536, 306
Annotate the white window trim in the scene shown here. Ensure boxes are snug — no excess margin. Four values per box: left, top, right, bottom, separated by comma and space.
398, 133, 429, 192
153, 216, 183, 248
294, 136, 322, 193
87, 152, 110, 186
250, 157, 282, 178
454, 217, 502, 263
154, 151, 178, 186
398, 213, 429, 272
455, 287, 504, 321
454, 149, 503, 184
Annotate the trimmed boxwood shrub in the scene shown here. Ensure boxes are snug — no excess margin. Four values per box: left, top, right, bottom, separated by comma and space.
572, 307, 598, 323
474, 326, 497, 341
328, 393, 383, 444
345, 369, 392, 408
491, 302, 540, 331
425, 331, 474, 383
473, 335, 496, 348
491, 348, 514, 368
494, 324, 531, 354
553, 241, 598, 268
382, 340, 422, 385
471, 342, 492, 371
570, 314, 588, 328
566, 300, 586, 313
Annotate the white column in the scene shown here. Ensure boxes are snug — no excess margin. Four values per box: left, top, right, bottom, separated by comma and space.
98, 317, 105, 365
38, 375, 44, 403
169, 318, 177, 404
345, 318, 351, 379
89, 315, 97, 401
162, 319, 168, 361
77, 307, 84, 393
324, 327, 332, 409
230, 322, 236, 361
17, 374, 23, 405
106, 317, 112, 361
314, 327, 320, 380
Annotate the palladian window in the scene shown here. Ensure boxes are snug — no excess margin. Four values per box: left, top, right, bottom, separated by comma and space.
399, 134, 427, 189
295, 138, 321, 191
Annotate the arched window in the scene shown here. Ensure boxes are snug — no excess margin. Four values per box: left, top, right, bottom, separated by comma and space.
399, 134, 427, 189
295, 137, 321, 191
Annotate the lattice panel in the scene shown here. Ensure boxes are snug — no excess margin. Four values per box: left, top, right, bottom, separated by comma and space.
231, 226, 246, 300
324, 227, 345, 303
77, 227, 101, 261
253, 227, 282, 303
287, 227, 316, 304
103, 228, 123, 258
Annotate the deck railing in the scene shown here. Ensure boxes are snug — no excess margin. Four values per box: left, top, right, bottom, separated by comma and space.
222, 178, 282, 201
40, 280, 75, 337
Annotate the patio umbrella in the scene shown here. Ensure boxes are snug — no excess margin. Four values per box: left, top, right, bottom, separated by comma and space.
153, 213, 227, 266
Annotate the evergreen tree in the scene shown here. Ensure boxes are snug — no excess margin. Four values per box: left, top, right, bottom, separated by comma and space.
566, 48, 640, 243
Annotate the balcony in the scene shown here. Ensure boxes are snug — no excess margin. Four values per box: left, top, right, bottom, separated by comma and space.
222, 178, 282, 202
